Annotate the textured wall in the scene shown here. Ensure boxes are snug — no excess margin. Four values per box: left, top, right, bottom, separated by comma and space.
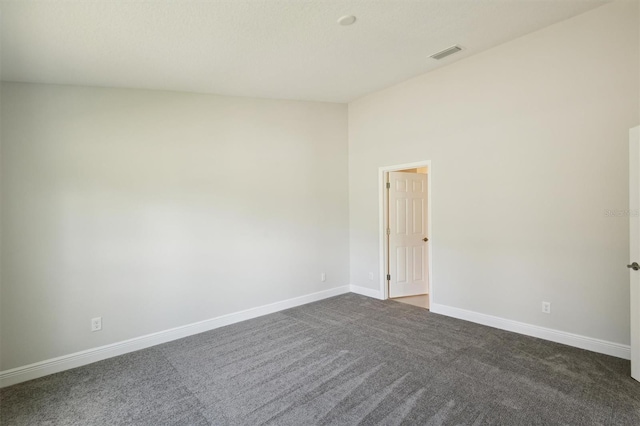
348, 2, 639, 345
0, 83, 349, 370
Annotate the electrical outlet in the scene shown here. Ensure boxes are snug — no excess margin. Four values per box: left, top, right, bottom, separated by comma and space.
542, 302, 551, 314
369, 272, 374, 281
320, 273, 326, 282
91, 317, 102, 332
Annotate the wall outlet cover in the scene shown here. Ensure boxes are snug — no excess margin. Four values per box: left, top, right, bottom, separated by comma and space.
91, 317, 102, 332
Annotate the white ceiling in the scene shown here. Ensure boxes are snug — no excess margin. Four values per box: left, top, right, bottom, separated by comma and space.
0, 0, 606, 103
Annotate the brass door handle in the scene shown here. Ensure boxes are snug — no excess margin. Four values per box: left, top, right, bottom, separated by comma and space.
423, 238, 429, 242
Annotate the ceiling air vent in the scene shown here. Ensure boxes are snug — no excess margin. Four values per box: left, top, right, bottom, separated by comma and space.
430, 45, 462, 60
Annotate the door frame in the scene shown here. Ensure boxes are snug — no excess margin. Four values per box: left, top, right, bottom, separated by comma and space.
630, 125, 640, 381
378, 160, 433, 302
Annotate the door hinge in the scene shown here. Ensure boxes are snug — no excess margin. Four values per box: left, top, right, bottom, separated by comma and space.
386, 182, 390, 189
386, 274, 391, 281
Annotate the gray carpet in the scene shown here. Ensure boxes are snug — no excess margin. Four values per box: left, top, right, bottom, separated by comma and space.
2, 293, 640, 425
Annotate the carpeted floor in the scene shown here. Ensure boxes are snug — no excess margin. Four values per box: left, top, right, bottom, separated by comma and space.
2, 293, 640, 425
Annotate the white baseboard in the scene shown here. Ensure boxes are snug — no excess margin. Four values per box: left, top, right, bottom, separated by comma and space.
349, 284, 383, 300
430, 303, 631, 360
0, 285, 351, 388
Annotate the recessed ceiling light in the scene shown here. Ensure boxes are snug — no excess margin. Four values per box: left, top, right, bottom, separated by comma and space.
337, 15, 356, 26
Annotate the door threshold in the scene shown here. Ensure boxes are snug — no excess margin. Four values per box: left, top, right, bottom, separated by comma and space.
391, 294, 430, 310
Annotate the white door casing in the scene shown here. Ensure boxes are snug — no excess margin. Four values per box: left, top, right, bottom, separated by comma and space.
629, 125, 640, 382
388, 171, 429, 298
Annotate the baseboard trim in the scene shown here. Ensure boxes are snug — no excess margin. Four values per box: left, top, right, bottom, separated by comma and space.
349, 285, 383, 300
430, 303, 631, 360
0, 285, 351, 388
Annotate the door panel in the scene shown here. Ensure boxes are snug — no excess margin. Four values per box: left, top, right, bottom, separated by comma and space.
413, 246, 424, 281
388, 171, 429, 298
396, 247, 408, 283
413, 199, 424, 234
396, 199, 408, 234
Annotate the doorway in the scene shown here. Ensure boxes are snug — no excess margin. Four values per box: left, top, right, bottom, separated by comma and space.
378, 161, 432, 310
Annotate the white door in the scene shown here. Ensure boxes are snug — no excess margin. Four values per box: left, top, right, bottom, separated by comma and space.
388, 171, 429, 298
629, 125, 640, 382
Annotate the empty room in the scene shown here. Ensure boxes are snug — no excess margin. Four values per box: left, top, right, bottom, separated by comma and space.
1, 0, 639, 425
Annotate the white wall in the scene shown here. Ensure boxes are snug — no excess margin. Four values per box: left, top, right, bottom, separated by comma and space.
349, 2, 639, 345
0, 83, 349, 370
